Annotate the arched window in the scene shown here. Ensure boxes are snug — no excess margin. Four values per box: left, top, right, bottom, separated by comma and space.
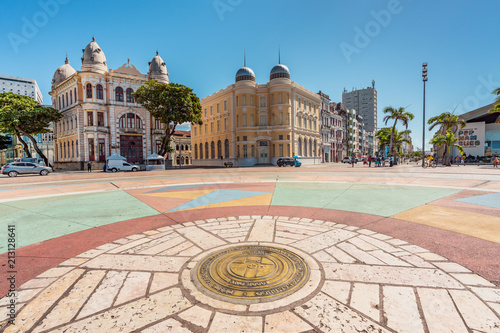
76, 140, 78, 157
126, 88, 134, 103
74, 87, 77, 102
70, 90, 73, 105
217, 140, 222, 159
59, 143, 62, 159
224, 139, 229, 158
71, 141, 74, 158
115, 87, 124, 102
205, 142, 209, 160
96, 84, 103, 100
199, 143, 203, 159
58, 96, 61, 109
119, 113, 142, 129
63, 142, 67, 158
298, 138, 302, 156
304, 138, 308, 157
176, 144, 180, 151
194, 144, 198, 159
66, 92, 68, 107
86, 83, 92, 98
211, 141, 215, 159
185, 156, 189, 165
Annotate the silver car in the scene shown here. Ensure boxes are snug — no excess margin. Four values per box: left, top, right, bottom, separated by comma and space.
1, 162, 52, 177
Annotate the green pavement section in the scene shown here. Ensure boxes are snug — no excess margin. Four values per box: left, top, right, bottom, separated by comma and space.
0, 191, 161, 253
271, 182, 461, 217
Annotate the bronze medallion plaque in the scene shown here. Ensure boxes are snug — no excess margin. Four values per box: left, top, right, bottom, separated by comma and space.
196, 245, 309, 300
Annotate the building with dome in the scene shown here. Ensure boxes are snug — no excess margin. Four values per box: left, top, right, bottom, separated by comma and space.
192, 58, 321, 167
49, 37, 169, 169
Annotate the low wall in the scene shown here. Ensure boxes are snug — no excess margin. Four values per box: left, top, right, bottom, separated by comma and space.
54, 161, 105, 171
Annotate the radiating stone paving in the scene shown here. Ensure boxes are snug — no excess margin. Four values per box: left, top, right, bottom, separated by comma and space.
1, 216, 499, 332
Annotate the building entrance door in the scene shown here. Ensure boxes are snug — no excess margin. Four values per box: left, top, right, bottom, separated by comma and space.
258, 148, 269, 164
120, 135, 143, 164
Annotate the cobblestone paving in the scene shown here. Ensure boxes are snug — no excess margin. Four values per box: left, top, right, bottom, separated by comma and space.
2, 216, 499, 332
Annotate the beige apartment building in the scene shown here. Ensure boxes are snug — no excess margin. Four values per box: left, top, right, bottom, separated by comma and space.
192, 61, 322, 167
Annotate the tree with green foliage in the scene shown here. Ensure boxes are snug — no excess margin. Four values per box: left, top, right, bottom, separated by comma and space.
0, 92, 61, 166
375, 127, 391, 155
383, 106, 414, 164
133, 80, 202, 156
428, 112, 466, 134
430, 130, 464, 166
488, 87, 500, 122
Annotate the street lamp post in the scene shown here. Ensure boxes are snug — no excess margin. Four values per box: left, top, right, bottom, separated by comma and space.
422, 62, 428, 168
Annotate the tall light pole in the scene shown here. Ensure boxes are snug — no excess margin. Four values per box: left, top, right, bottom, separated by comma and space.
422, 62, 428, 168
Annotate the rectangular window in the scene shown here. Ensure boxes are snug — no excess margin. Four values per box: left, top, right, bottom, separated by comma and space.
87, 112, 93, 126
210, 106, 213, 115
279, 135, 283, 140
98, 138, 105, 162
250, 96, 253, 106
242, 115, 247, 127
224, 100, 227, 110
260, 97, 266, 107
205, 124, 208, 134
204, 108, 207, 118
250, 114, 254, 127
279, 113, 283, 125
217, 120, 220, 132
243, 136, 247, 141
224, 118, 227, 130
242, 95, 247, 106
278, 93, 282, 104
210, 122, 214, 133
88, 138, 95, 161
259, 115, 267, 126
271, 94, 274, 105
217, 103, 220, 113
251, 145, 255, 158
243, 144, 248, 158
279, 144, 284, 157
194, 127, 197, 136
97, 112, 104, 127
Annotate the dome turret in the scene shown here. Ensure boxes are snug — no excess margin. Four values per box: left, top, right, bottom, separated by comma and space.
52, 56, 76, 88
81, 36, 108, 73
270, 64, 290, 80
235, 66, 255, 82
148, 51, 169, 83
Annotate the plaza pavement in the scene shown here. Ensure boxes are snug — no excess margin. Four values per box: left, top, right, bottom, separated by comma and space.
0, 163, 499, 332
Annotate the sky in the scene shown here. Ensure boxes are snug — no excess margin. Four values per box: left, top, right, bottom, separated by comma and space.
1, 0, 499, 150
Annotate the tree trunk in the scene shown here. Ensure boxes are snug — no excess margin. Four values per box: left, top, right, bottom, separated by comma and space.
158, 123, 176, 156
390, 125, 396, 165
14, 126, 50, 167
16, 133, 32, 157
444, 143, 450, 166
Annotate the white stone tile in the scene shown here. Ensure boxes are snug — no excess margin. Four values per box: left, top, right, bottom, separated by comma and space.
350, 283, 380, 320
127, 233, 147, 240
150, 273, 178, 293
357, 229, 376, 235
450, 273, 495, 287
33, 270, 106, 332
95, 243, 120, 251
432, 262, 471, 273
449, 289, 500, 332
77, 270, 128, 319
19, 277, 56, 290
247, 219, 275, 242
292, 229, 356, 253
293, 292, 390, 332
58, 258, 89, 267
400, 244, 428, 253
264, 311, 313, 332
348, 237, 379, 251
176, 226, 226, 249
159, 240, 195, 256
208, 312, 262, 333
337, 242, 385, 265
313, 250, 337, 263
371, 233, 392, 240
0, 289, 41, 307
418, 287, 468, 333
50, 288, 192, 333
274, 237, 296, 244
178, 305, 212, 328
322, 263, 464, 288
359, 235, 399, 253
275, 230, 310, 240
37, 267, 74, 278
387, 238, 408, 246
369, 250, 413, 267
471, 287, 500, 303
107, 238, 151, 254
177, 245, 202, 256
321, 280, 351, 304
140, 318, 192, 332
82, 254, 189, 272
133, 234, 184, 255
115, 272, 150, 305
382, 286, 425, 333
399, 254, 435, 268
417, 252, 447, 261
324, 246, 357, 263
488, 302, 500, 316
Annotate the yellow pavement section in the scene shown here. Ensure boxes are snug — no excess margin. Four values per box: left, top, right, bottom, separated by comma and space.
178, 193, 274, 212
392, 205, 500, 244
140, 190, 214, 200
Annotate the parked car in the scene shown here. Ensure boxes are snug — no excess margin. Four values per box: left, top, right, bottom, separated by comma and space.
107, 159, 140, 172
1, 162, 52, 177
277, 157, 295, 167
342, 157, 357, 164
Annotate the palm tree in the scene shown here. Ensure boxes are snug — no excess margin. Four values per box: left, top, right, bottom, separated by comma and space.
429, 130, 464, 166
427, 112, 466, 134
393, 129, 412, 155
375, 127, 391, 155
488, 87, 500, 122
383, 107, 414, 165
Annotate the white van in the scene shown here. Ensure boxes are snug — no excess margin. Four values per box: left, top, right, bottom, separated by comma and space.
107, 159, 139, 172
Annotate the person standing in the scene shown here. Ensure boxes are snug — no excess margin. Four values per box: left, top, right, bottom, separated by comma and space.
368, 156, 372, 167
351, 155, 355, 167
87, 162, 92, 172
493, 155, 499, 168
461, 155, 465, 166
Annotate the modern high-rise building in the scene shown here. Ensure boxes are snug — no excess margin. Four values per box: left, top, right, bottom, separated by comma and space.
0, 74, 43, 104
342, 81, 377, 133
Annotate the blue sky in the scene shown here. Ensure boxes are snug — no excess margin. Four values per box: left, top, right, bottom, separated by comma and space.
1, 0, 499, 150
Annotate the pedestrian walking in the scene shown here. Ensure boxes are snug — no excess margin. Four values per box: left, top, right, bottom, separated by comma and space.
461, 155, 465, 166
382, 156, 385, 167
87, 162, 92, 172
368, 156, 372, 167
351, 155, 355, 167
494, 155, 499, 168
389, 156, 393, 167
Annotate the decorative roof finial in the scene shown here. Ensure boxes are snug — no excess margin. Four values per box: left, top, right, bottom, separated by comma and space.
92, 35, 95, 42
65, 52, 69, 64
244, 48, 246, 67
279, 46, 281, 64
156, 49, 159, 56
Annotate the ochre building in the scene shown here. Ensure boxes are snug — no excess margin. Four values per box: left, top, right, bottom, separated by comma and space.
49, 37, 169, 170
192, 61, 321, 167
